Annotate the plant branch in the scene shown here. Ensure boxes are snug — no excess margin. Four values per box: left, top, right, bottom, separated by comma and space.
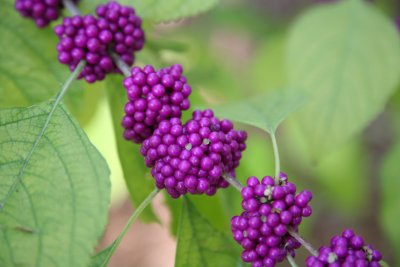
99, 188, 160, 266
270, 132, 281, 184
288, 228, 318, 257
286, 255, 299, 267
62, 0, 132, 77
222, 173, 244, 191
0, 61, 85, 209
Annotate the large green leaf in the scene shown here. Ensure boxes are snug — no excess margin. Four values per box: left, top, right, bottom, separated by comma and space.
105, 76, 157, 222
287, 0, 400, 156
175, 197, 238, 267
212, 89, 307, 134
0, 0, 101, 124
380, 136, 400, 266
0, 103, 111, 267
118, 0, 219, 23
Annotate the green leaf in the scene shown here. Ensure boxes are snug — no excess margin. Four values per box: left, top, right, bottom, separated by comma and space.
119, 0, 219, 23
212, 89, 307, 134
105, 75, 157, 222
286, 0, 400, 155
0, 103, 111, 267
380, 137, 400, 266
175, 197, 238, 267
89, 246, 113, 267
0, 0, 101, 124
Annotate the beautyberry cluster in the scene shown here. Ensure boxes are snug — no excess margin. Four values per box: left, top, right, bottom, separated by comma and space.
15, 0, 79, 27
306, 229, 382, 267
231, 174, 313, 267
54, 1, 144, 83
141, 109, 247, 198
122, 64, 191, 143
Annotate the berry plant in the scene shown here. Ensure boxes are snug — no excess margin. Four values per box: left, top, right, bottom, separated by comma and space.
1, 0, 400, 266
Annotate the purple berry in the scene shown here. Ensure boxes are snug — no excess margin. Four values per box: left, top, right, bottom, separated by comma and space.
231, 174, 313, 266
306, 229, 383, 267
142, 109, 247, 198
15, 0, 79, 28
122, 64, 192, 143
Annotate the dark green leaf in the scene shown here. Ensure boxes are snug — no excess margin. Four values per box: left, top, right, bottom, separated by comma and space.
105, 75, 157, 222
175, 197, 238, 267
0, 103, 111, 267
212, 89, 307, 134
287, 0, 400, 155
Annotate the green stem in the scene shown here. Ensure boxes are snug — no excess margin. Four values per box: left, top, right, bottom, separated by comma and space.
287, 255, 299, 267
0, 61, 85, 209
271, 132, 281, 184
288, 229, 318, 257
99, 188, 160, 267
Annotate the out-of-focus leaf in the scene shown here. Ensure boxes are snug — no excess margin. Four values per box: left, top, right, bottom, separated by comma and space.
0, 103, 110, 267
287, 0, 400, 156
0, 0, 100, 124
118, 0, 219, 23
105, 75, 157, 222
380, 136, 400, 266
213, 89, 307, 134
175, 197, 238, 267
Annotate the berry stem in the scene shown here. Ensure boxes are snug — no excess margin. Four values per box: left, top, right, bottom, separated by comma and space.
270, 132, 281, 184
288, 228, 318, 257
110, 51, 132, 77
62, 0, 132, 77
98, 188, 160, 266
222, 173, 244, 191
0, 61, 85, 209
286, 255, 299, 267
62, 0, 81, 16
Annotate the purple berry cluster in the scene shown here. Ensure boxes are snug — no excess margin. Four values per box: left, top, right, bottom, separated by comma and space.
306, 229, 382, 267
15, 0, 78, 28
122, 64, 191, 143
54, 1, 144, 83
140, 109, 247, 198
231, 174, 313, 267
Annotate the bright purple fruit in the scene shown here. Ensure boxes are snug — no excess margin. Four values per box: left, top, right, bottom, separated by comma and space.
141, 109, 247, 198
231, 174, 312, 266
54, 1, 145, 83
122, 64, 191, 143
15, 0, 79, 28
306, 229, 383, 267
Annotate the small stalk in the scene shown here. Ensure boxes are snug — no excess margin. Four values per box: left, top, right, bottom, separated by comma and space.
270, 132, 281, 184
288, 229, 318, 257
99, 188, 160, 266
286, 255, 299, 267
222, 174, 244, 192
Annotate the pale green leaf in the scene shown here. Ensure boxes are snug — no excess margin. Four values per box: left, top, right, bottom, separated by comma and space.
212, 89, 307, 134
119, 0, 219, 23
287, 0, 400, 155
380, 137, 400, 266
0, 103, 111, 267
175, 197, 238, 267
105, 76, 157, 222
0, 0, 101, 124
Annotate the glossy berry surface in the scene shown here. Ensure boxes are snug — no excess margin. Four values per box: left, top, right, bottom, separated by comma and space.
141, 109, 247, 198
15, 0, 78, 28
306, 229, 383, 267
231, 174, 312, 267
122, 64, 191, 143
54, 2, 144, 83
96, 1, 145, 66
